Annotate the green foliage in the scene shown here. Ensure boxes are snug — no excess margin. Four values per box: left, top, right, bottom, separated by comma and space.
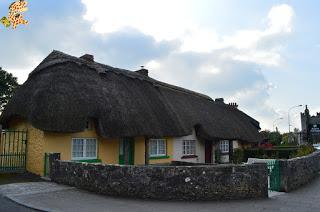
281, 132, 298, 146
215, 149, 221, 163
290, 145, 315, 158
243, 145, 315, 160
260, 130, 282, 146
232, 148, 244, 164
243, 148, 298, 160
0, 67, 19, 112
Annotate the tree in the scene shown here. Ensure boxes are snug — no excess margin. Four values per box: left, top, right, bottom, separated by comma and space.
0, 67, 19, 112
260, 130, 282, 146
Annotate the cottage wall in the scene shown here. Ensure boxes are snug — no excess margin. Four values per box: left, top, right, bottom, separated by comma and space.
134, 136, 145, 165
149, 138, 174, 164
7, 119, 180, 175
173, 129, 205, 163
9, 118, 45, 176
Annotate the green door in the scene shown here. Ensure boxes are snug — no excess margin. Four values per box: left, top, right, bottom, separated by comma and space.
267, 160, 281, 191
119, 137, 134, 165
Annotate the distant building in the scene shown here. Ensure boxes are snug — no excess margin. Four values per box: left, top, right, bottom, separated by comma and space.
301, 105, 320, 143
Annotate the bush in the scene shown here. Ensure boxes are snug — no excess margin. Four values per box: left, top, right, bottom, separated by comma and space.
243, 148, 298, 161
232, 148, 244, 164
215, 149, 221, 163
290, 145, 315, 158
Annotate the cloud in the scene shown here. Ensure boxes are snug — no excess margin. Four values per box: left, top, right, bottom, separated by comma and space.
1, 1, 296, 132
140, 4, 294, 130
81, 0, 194, 41
0, 1, 178, 81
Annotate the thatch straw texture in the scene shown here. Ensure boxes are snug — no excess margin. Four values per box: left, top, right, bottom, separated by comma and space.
0, 51, 261, 142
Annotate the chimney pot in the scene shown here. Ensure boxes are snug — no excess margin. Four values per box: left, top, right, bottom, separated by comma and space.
135, 66, 149, 76
215, 98, 224, 103
80, 54, 94, 62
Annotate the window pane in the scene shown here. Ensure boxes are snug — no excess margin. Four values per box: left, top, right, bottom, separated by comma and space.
220, 140, 229, 153
158, 140, 166, 155
183, 140, 195, 155
85, 138, 97, 158
149, 140, 157, 156
72, 139, 84, 158
149, 139, 166, 156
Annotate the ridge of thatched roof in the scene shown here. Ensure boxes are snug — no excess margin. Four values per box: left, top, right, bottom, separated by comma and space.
0, 50, 262, 142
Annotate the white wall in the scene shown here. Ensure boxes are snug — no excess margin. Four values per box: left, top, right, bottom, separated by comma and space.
173, 129, 205, 163
233, 140, 240, 149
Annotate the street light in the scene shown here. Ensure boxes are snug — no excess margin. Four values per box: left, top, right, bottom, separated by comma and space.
288, 104, 303, 143
273, 117, 283, 132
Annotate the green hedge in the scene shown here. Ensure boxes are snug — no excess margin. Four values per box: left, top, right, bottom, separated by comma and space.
243, 148, 298, 161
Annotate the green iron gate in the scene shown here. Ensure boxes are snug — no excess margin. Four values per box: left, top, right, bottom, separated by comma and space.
267, 160, 281, 191
0, 129, 28, 173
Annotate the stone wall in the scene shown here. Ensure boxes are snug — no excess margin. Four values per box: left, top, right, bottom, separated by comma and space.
279, 151, 320, 192
50, 161, 268, 201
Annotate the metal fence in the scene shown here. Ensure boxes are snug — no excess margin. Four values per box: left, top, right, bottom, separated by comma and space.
0, 129, 28, 173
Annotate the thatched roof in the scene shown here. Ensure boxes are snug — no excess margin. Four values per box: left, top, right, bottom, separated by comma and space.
0, 50, 261, 142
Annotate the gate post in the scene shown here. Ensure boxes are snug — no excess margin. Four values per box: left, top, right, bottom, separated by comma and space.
48, 153, 60, 178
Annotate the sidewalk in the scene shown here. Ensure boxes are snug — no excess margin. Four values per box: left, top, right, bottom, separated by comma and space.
0, 181, 319, 212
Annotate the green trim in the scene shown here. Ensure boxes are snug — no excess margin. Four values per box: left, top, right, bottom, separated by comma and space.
149, 155, 170, 160
73, 159, 102, 163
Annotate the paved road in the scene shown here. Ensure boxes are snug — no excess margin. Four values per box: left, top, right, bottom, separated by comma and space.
1, 176, 320, 212
0, 196, 36, 212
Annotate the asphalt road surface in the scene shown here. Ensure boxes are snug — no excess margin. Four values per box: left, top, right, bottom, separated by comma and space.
0, 196, 36, 212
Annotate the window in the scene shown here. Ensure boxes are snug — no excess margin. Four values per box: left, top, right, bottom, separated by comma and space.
149, 139, 166, 156
183, 140, 196, 155
219, 140, 229, 153
72, 138, 97, 160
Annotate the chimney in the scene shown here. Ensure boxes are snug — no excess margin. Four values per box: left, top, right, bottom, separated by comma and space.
135, 66, 148, 76
215, 98, 224, 103
228, 102, 238, 108
80, 54, 94, 62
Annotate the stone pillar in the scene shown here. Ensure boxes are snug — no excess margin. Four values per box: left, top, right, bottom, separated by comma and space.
49, 153, 61, 178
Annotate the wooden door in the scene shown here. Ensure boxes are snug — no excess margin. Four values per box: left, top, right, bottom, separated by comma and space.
205, 140, 212, 163
119, 137, 134, 165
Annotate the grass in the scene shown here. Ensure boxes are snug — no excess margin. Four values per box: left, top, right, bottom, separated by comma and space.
0, 172, 43, 185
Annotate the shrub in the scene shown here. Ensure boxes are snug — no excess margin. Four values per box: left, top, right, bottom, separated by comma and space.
290, 145, 315, 158
215, 149, 221, 163
232, 148, 244, 164
243, 148, 298, 161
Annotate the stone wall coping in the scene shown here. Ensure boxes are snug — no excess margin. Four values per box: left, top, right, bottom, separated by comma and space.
59, 160, 265, 169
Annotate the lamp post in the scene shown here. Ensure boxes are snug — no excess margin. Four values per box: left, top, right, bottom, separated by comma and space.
273, 117, 283, 132
288, 104, 303, 143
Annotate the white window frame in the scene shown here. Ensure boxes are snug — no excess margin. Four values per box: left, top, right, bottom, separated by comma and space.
182, 140, 196, 155
71, 138, 98, 160
149, 139, 166, 157
219, 140, 229, 153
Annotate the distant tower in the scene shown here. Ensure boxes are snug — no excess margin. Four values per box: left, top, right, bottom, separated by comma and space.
300, 105, 310, 143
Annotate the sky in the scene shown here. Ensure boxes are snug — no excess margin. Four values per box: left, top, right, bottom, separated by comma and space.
0, 0, 319, 132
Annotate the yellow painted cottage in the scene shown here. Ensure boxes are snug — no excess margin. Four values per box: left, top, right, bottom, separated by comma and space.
0, 51, 262, 176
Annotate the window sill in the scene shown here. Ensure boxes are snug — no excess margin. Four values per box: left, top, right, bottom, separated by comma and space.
73, 159, 101, 163
181, 155, 198, 159
149, 155, 170, 160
